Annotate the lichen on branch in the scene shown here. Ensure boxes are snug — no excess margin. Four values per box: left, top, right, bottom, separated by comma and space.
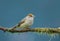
0, 27, 60, 34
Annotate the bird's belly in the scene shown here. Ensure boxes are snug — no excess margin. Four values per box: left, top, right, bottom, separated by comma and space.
20, 23, 30, 28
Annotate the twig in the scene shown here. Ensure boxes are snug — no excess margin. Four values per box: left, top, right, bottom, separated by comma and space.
0, 27, 60, 34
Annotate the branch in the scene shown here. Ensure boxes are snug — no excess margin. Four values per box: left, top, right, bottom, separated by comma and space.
0, 27, 60, 34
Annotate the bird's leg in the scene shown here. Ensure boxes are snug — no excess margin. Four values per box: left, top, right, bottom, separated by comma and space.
24, 27, 30, 30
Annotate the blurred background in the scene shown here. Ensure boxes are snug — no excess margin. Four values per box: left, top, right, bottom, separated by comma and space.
0, 0, 60, 41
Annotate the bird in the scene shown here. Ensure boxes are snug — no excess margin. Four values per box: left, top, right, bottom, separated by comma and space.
11, 13, 35, 30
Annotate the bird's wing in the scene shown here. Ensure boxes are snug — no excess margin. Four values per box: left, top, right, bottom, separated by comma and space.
12, 18, 26, 29
17, 18, 26, 27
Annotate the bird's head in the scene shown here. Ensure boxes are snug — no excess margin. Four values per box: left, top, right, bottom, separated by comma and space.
28, 13, 35, 18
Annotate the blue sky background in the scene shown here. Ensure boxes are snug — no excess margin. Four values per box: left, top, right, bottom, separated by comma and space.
0, 0, 60, 41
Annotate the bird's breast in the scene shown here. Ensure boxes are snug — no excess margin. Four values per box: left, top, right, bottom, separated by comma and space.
26, 19, 33, 25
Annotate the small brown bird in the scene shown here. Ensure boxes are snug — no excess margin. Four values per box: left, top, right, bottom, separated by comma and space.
11, 13, 35, 30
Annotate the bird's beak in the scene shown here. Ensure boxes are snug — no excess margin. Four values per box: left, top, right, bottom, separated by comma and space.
33, 15, 35, 17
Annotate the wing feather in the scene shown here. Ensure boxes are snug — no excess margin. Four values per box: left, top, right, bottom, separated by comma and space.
12, 17, 26, 29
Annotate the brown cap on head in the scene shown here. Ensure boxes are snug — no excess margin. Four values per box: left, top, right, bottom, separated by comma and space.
28, 13, 33, 17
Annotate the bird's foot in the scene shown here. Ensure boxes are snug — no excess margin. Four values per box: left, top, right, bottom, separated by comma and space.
24, 27, 30, 30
